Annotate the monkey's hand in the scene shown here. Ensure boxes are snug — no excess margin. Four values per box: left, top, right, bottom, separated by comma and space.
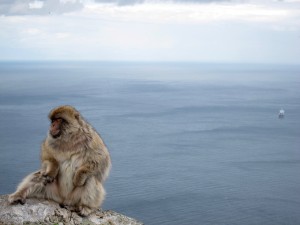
41, 159, 59, 184
73, 170, 88, 187
41, 169, 57, 185
41, 174, 55, 185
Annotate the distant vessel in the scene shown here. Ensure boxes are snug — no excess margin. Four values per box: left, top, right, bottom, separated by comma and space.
278, 108, 285, 119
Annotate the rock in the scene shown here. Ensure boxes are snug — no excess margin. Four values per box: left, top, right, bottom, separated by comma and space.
0, 195, 143, 225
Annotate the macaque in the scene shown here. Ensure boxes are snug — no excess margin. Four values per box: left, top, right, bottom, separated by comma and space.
9, 105, 111, 216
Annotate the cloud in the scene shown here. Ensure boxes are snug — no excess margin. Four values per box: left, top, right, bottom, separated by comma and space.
80, 1, 297, 25
94, 0, 230, 6
0, 0, 299, 63
0, 0, 241, 16
28, 0, 44, 9
2, 0, 300, 19
0, 0, 83, 16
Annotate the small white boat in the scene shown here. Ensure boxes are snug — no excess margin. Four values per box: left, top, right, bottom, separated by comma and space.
278, 108, 285, 118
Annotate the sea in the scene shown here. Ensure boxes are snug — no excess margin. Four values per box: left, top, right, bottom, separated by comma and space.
0, 61, 299, 225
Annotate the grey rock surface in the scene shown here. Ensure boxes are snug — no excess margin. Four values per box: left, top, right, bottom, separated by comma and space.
0, 195, 143, 225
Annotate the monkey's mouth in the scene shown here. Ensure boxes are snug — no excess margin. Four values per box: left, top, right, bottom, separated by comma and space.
51, 130, 61, 139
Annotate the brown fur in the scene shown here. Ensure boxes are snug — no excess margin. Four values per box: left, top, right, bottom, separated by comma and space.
9, 105, 111, 216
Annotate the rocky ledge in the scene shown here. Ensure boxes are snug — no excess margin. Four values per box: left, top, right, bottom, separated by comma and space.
0, 195, 143, 225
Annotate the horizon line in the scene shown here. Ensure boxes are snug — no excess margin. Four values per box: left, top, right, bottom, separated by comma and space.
0, 59, 300, 66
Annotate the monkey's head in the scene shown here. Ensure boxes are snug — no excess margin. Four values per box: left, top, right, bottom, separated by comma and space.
48, 105, 81, 139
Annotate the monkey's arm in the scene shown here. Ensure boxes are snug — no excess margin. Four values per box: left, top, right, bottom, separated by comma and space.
41, 158, 59, 179
73, 151, 110, 186
73, 163, 95, 187
41, 143, 59, 183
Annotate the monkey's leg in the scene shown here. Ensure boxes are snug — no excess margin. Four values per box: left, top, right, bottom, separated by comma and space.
8, 171, 45, 204
69, 178, 105, 216
43, 180, 62, 203
9, 171, 62, 205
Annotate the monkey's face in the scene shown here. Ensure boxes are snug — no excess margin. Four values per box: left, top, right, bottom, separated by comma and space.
50, 118, 65, 138
48, 106, 81, 140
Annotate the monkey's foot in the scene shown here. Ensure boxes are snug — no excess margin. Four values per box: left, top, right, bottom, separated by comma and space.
8, 193, 26, 205
77, 205, 94, 217
60, 204, 78, 212
59, 203, 67, 209
61, 205, 89, 217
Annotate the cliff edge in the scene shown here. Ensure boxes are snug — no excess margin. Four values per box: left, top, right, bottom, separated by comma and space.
0, 195, 143, 225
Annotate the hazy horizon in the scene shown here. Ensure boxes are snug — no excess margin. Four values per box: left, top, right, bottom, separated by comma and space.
0, 60, 300, 66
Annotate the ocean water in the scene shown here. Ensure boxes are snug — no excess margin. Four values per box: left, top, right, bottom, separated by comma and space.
0, 61, 299, 225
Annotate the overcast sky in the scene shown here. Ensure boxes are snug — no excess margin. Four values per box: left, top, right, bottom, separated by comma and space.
0, 0, 300, 63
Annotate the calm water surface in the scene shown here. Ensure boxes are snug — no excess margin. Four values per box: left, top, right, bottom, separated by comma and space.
0, 62, 299, 225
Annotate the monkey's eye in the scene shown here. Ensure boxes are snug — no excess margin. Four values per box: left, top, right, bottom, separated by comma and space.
62, 118, 68, 124
51, 117, 62, 123
51, 117, 69, 125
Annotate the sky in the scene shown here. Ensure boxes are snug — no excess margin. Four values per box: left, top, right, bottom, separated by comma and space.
0, 0, 300, 64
